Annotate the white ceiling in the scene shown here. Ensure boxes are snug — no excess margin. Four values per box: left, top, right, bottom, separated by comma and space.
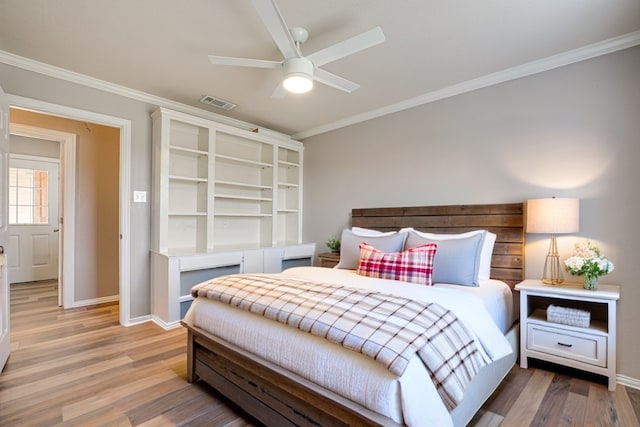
1, 0, 639, 138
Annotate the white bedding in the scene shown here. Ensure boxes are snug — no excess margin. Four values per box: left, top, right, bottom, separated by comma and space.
434, 278, 514, 334
184, 266, 514, 427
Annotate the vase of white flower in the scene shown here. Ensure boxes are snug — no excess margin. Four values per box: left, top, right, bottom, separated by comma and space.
583, 274, 598, 291
564, 241, 614, 291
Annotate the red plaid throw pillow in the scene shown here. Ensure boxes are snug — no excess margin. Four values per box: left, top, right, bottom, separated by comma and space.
356, 242, 438, 285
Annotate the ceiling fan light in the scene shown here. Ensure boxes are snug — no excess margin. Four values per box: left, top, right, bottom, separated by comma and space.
283, 74, 313, 93
282, 57, 314, 94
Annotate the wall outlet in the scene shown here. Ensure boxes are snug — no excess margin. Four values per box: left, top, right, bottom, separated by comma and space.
133, 191, 147, 203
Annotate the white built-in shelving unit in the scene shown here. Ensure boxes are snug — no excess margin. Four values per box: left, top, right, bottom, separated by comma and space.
150, 108, 314, 327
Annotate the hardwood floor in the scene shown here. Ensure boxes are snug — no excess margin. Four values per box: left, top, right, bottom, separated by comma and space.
1, 281, 639, 426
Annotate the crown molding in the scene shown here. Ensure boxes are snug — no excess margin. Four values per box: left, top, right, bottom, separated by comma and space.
0, 50, 293, 138
292, 30, 640, 140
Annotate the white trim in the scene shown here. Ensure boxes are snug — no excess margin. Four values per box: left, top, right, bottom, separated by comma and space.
127, 314, 153, 326
617, 374, 640, 391
292, 30, 640, 139
8, 124, 76, 309
67, 294, 119, 308
151, 315, 182, 330
10, 153, 59, 163
6, 95, 133, 326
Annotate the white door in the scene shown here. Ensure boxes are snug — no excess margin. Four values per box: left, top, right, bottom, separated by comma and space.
7, 158, 59, 283
0, 85, 11, 371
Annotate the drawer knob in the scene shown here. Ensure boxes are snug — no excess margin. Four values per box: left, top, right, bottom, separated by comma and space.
558, 342, 573, 348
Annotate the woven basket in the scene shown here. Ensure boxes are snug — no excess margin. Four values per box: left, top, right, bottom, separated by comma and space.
547, 304, 590, 328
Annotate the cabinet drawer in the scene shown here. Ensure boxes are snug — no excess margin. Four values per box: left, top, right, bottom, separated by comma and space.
527, 323, 607, 367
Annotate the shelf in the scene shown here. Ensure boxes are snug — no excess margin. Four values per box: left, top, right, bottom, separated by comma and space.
215, 180, 272, 190
278, 159, 299, 168
169, 175, 208, 183
168, 212, 207, 217
216, 154, 272, 168
170, 145, 208, 156
153, 107, 302, 256
214, 213, 273, 218
278, 182, 299, 188
528, 308, 607, 334
216, 194, 273, 202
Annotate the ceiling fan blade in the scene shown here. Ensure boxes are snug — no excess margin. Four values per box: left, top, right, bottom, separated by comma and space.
252, 0, 300, 59
307, 26, 385, 67
208, 55, 281, 69
314, 68, 360, 93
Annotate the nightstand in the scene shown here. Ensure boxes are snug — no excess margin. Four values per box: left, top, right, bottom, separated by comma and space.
515, 279, 620, 390
317, 252, 340, 268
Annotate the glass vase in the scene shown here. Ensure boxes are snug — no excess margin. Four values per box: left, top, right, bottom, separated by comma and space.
583, 275, 599, 291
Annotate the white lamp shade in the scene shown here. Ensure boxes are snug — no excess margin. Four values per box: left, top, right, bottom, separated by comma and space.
526, 198, 579, 234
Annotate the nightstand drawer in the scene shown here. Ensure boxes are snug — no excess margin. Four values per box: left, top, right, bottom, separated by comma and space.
527, 323, 607, 367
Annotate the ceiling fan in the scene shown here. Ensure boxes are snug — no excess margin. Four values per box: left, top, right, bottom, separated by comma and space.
208, 0, 386, 97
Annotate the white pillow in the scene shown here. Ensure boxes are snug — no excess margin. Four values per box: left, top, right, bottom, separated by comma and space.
351, 227, 396, 237
336, 229, 408, 270
402, 228, 496, 280
405, 231, 485, 286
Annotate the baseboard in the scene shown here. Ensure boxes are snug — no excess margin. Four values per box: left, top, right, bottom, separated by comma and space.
123, 314, 153, 327
69, 294, 119, 308
617, 374, 640, 390
151, 315, 182, 330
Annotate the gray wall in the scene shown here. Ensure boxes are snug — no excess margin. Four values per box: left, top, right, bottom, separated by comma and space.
302, 46, 640, 381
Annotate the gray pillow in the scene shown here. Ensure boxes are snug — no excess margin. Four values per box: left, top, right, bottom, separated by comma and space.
336, 229, 407, 270
405, 230, 485, 286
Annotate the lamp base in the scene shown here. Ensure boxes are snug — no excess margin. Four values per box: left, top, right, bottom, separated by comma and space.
541, 235, 565, 285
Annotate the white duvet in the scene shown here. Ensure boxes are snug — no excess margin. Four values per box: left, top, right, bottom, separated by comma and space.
184, 266, 514, 426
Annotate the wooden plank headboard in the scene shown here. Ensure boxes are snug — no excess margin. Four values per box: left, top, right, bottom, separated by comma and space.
351, 202, 524, 286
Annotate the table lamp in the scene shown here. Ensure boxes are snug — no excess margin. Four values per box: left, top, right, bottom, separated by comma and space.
526, 198, 580, 285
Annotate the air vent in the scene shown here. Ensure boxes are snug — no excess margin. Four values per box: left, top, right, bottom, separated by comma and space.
199, 95, 237, 111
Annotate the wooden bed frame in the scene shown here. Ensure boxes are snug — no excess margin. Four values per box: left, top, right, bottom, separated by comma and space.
183, 202, 524, 426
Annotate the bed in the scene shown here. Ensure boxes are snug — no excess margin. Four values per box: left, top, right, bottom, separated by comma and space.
182, 203, 525, 426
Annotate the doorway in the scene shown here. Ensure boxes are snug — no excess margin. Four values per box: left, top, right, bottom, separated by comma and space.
6, 95, 132, 326
7, 124, 75, 308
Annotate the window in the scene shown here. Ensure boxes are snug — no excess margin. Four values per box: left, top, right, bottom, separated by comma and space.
9, 167, 49, 225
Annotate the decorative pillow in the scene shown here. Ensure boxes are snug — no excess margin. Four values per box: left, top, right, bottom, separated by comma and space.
404, 230, 485, 286
402, 228, 496, 279
351, 227, 396, 237
356, 242, 438, 286
336, 229, 408, 270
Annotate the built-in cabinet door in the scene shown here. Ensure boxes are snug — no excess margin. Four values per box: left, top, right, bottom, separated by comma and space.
263, 247, 284, 273
242, 249, 264, 273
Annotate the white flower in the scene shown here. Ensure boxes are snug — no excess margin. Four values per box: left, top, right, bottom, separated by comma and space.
564, 241, 614, 278
565, 256, 585, 271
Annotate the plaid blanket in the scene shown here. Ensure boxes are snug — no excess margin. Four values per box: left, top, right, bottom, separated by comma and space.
192, 273, 487, 410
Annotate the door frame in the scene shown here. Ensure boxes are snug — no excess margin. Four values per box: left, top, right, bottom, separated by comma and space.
7, 95, 132, 326
8, 126, 75, 307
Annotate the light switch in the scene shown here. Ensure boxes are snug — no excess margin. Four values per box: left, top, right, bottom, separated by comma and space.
133, 191, 147, 203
